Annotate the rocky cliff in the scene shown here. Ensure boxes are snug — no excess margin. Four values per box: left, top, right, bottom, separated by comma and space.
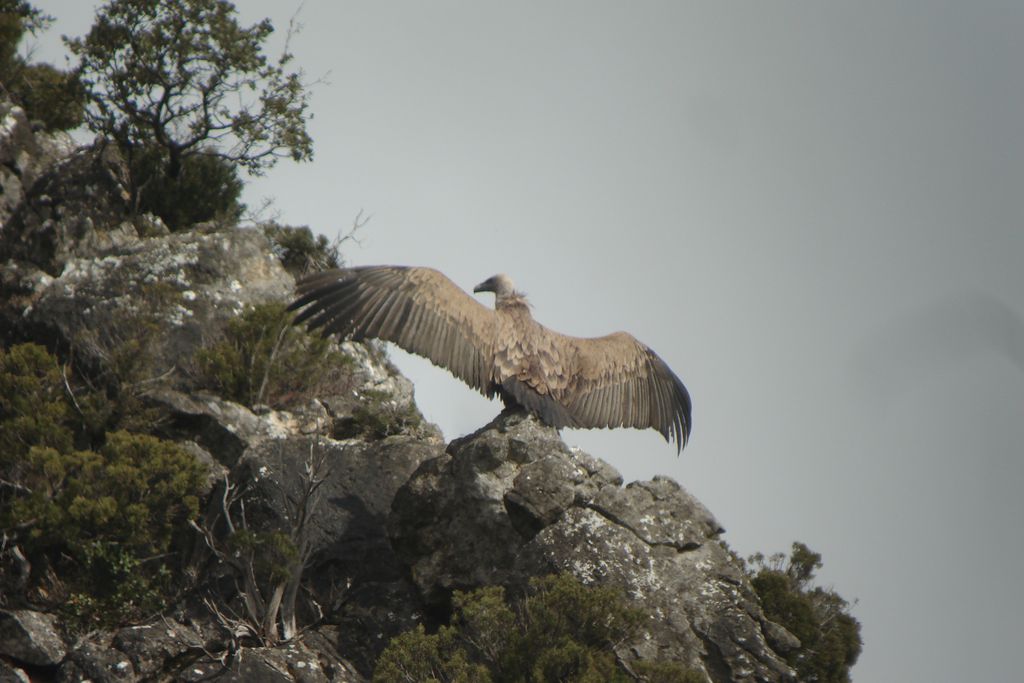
0, 98, 798, 682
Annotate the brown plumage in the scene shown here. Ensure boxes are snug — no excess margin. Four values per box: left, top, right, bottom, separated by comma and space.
288, 266, 692, 451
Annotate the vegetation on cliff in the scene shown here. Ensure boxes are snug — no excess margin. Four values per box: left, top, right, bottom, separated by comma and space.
0, 343, 205, 628
0, 3, 863, 680
374, 574, 703, 683
747, 543, 863, 683
193, 301, 352, 409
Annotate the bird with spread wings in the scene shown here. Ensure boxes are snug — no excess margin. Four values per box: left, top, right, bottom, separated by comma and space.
289, 266, 692, 452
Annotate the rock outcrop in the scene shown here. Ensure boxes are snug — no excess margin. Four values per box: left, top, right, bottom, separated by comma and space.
390, 411, 795, 681
0, 104, 126, 276
0, 100, 76, 230
0, 96, 799, 681
2, 216, 294, 382
0, 610, 66, 667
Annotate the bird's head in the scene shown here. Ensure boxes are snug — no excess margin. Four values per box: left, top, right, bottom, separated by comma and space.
473, 274, 516, 298
474, 273, 528, 309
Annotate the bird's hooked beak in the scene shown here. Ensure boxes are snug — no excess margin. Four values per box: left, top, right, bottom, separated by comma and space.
473, 277, 494, 294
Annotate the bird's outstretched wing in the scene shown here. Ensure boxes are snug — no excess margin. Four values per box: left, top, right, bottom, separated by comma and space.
556, 331, 692, 451
289, 266, 497, 395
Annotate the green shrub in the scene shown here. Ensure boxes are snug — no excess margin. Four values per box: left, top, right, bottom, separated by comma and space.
334, 388, 422, 440
64, 541, 173, 629
0, 343, 76, 461
130, 146, 244, 230
0, 342, 112, 471
263, 224, 341, 276
8, 430, 203, 558
373, 574, 701, 683
2, 431, 204, 627
13, 431, 203, 553
747, 543, 862, 683
0, 343, 205, 627
193, 302, 352, 408
375, 624, 493, 683
7, 62, 85, 131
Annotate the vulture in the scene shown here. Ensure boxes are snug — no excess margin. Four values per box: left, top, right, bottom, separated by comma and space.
288, 267, 692, 451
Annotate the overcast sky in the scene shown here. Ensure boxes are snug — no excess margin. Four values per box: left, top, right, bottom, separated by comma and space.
33, 2, 1024, 681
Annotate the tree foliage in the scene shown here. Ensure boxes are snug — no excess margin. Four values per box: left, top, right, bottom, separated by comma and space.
0, 0, 84, 130
68, 0, 312, 175
373, 574, 702, 683
66, 0, 313, 228
131, 145, 244, 229
0, 0, 47, 35
747, 543, 862, 683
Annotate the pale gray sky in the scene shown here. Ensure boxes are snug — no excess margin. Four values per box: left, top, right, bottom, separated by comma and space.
33, 2, 1024, 681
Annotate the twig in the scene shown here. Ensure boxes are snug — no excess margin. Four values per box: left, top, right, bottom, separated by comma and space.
0, 478, 33, 495
338, 208, 370, 251
255, 322, 289, 406
60, 362, 84, 417
130, 365, 178, 388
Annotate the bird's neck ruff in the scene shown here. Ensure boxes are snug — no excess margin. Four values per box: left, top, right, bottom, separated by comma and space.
496, 291, 531, 311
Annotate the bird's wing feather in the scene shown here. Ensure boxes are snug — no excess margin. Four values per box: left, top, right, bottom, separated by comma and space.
555, 331, 692, 451
290, 266, 496, 394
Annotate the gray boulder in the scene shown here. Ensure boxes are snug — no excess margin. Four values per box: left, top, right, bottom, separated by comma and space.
0, 609, 65, 667
179, 641, 364, 682
0, 99, 75, 229
389, 410, 797, 682
110, 618, 205, 678
0, 661, 30, 683
10, 226, 293, 385
55, 616, 368, 682
0, 136, 132, 275
0, 102, 38, 228
60, 639, 135, 683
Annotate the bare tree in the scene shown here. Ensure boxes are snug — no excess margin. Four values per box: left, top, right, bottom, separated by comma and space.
191, 437, 329, 644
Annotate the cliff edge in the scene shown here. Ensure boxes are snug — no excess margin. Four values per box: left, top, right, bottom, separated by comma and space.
0, 98, 798, 682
